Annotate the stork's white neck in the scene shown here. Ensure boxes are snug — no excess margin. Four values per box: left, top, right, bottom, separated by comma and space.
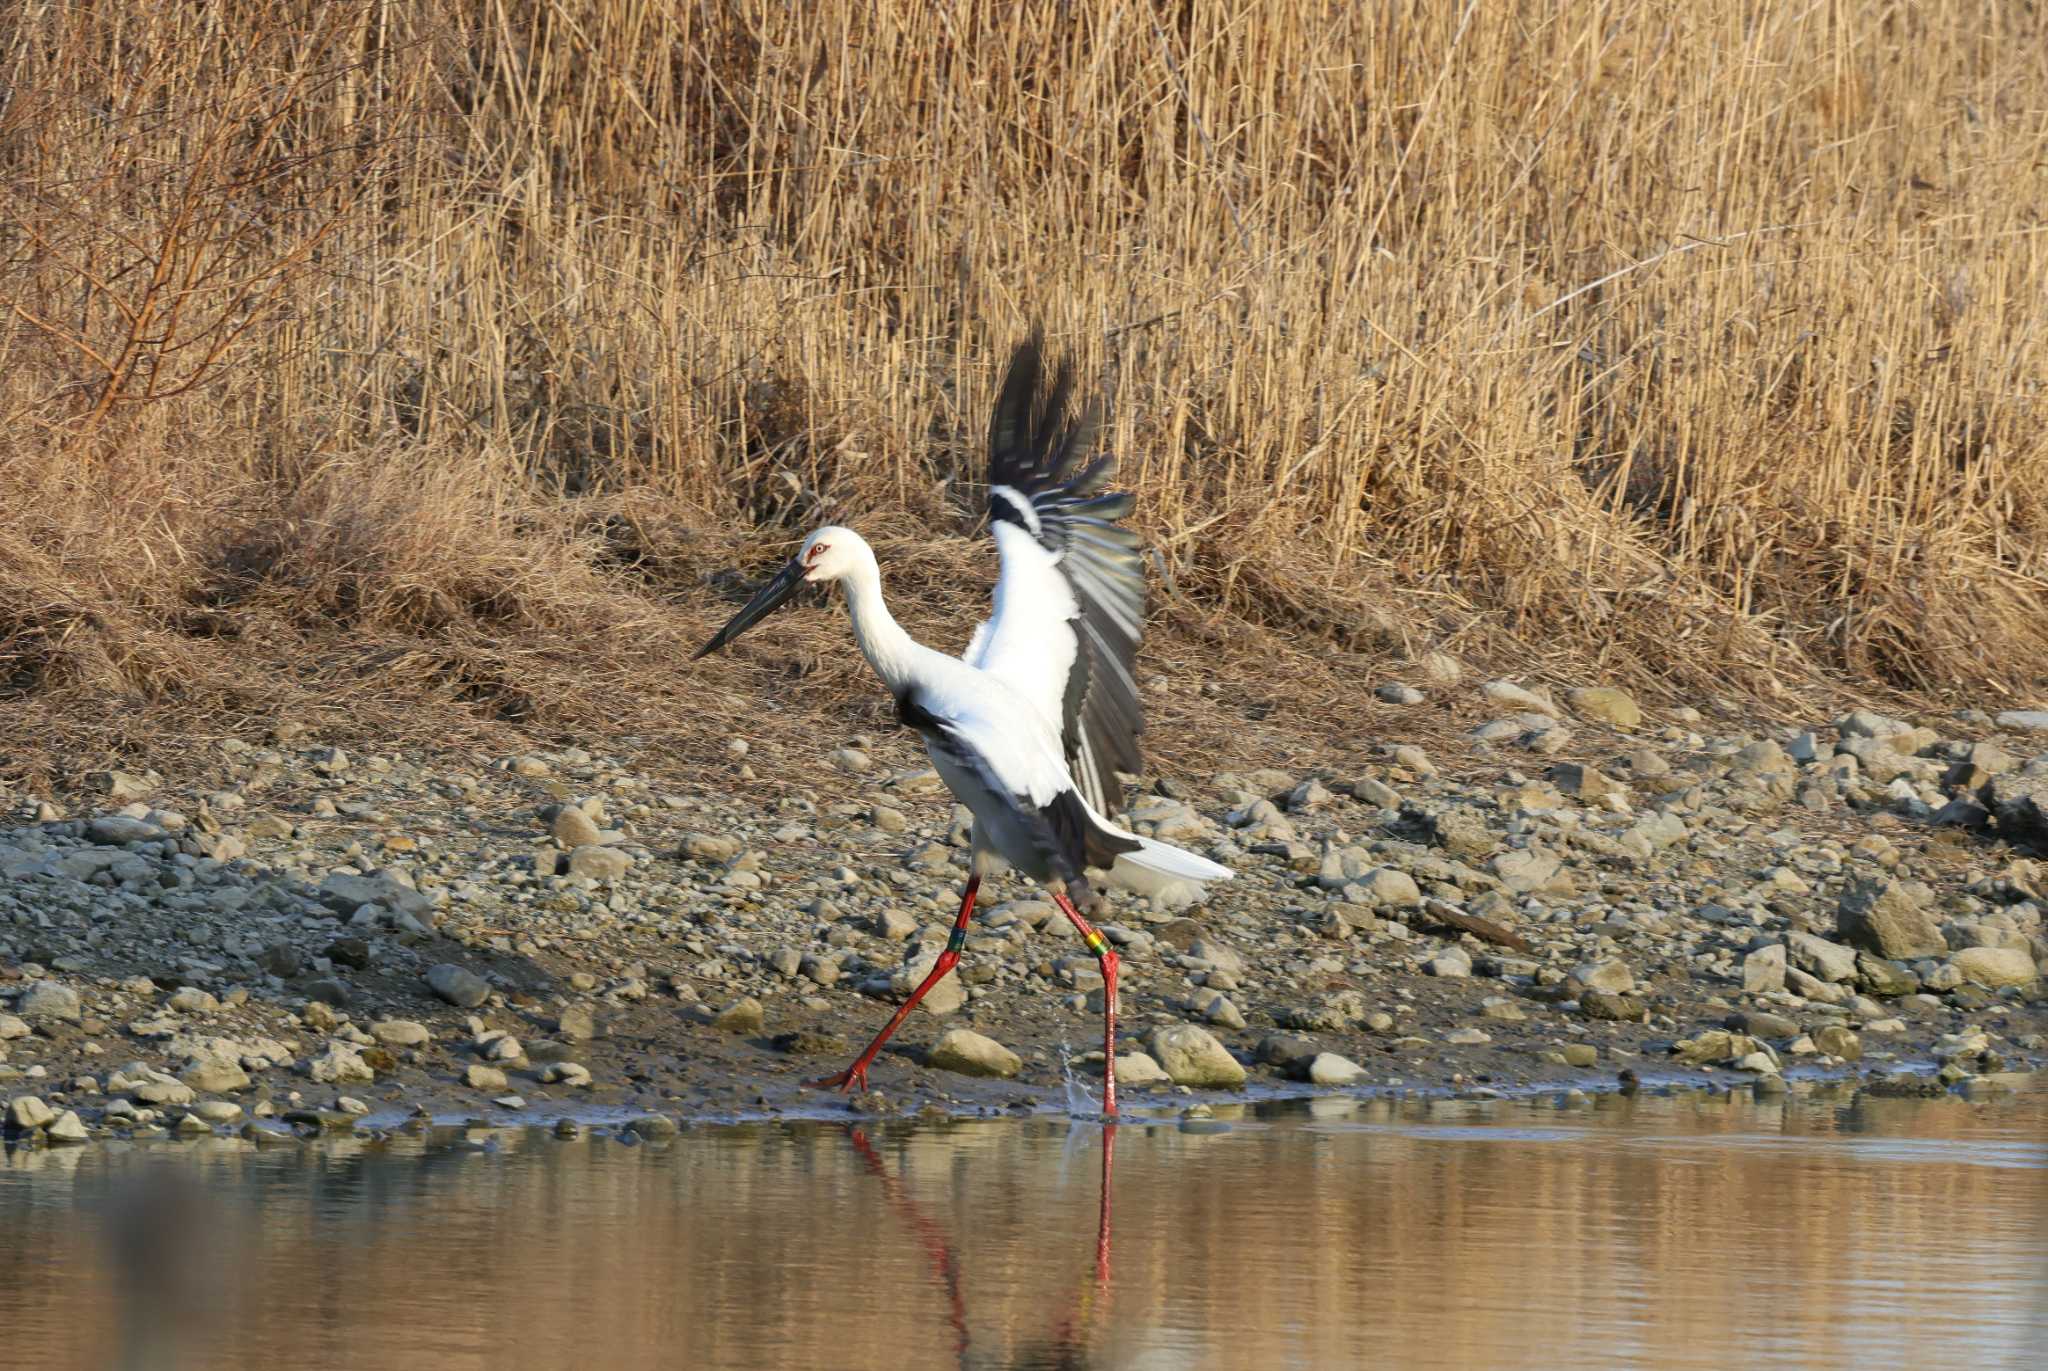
839, 558, 930, 695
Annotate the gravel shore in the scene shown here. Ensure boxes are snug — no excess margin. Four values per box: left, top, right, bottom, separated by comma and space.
4, 685, 2045, 1146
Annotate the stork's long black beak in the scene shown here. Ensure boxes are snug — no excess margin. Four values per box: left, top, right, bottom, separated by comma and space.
693, 558, 807, 659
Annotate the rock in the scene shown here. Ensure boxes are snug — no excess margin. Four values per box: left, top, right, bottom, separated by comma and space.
180, 1058, 250, 1093
1854, 953, 1920, 998
1483, 680, 1561, 717
46, 1110, 89, 1143
1836, 878, 1946, 961
89, 769, 155, 802
1424, 806, 1497, 859
1112, 1051, 1170, 1086
1550, 763, 1627, 803
1567, 686, 1642, 727
551, 806, 604, 848
1742, 944, 1788, 994
1426, 946, 1473, 978
1146, 1025, 1247, 1088
1375, 683, 1425, 705
315, 869, 434, 920
1561, 1043, 1600, 1068
680, 832, 742, 863
1786, 932, 1858, 983
1987, 771, 2048, 846
15, 980, 82, 1023
371, 1019, 432, 1048
1948, 946, 2038, 989
306, 1043, 375, 1085
425, 964, 491, 1009
464, 1064, 509, 1091
1444, 1026, 1492, 1045
1812, 1025, 1863, 1061
872, 908, 919, 940
86, 815, 165, 845
566, 844, 632, 881
0, 1014, 27, 1041
167, 986, 220, 1014
1731, 1009, 1799, 1039
554, 1007, 596, 1043
1491, 848, 1564, 895
712, 997, 765, 1034
1994, 710, 2048, 733
926, 1028, 1021, 1078
7, 1095, 55, 1130
256, 943, 303, 978
1572, 959, 1635, 994
1307, 1052, 1366, 1085
1579, 990, 1646, 1022
1195, 991, 1247, 1030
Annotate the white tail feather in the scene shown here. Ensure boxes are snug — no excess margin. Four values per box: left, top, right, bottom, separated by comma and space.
1098, 836, 1235, 898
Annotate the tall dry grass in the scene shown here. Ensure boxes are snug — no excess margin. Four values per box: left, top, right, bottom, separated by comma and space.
3, 0, 2046, 769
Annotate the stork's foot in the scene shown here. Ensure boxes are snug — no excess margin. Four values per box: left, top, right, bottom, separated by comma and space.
806, 1062, 871, 1093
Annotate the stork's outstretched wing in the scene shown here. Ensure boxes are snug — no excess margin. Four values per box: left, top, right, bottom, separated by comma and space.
964, 330, 1146, 817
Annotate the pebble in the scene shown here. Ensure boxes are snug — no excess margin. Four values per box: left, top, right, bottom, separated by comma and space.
1147, 1024, 1246, 1088
1113, 1051, 1170, 1085
464, 1065, 509, 1091
713, 998, 765, 1034
926, 1028, 1022, 1078
371, 1020, 432, 1048
1307, 1052, 1366, 1085
425, 964, 491, 1009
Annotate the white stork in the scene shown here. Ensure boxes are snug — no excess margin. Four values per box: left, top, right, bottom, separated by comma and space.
694, 330, 1232, 1115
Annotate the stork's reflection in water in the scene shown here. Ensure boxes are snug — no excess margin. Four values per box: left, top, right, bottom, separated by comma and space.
845, 1122, 1118, 1371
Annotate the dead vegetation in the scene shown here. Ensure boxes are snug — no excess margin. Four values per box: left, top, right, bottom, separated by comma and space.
2, 0, 2045, 784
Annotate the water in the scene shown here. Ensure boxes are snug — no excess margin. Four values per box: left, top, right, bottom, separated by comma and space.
4, 1085, 2044, 1370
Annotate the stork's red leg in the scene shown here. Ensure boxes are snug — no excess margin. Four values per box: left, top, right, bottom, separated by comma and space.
810, 876, 980, 1092
1052, 889, 1121, 1118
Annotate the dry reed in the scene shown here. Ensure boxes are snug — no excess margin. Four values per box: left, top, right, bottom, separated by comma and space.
2, 0, 2045, 779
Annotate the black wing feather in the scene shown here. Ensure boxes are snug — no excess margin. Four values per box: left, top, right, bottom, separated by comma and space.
986, 329, 1147, 817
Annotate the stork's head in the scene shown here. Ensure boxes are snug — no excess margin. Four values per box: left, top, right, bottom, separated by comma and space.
692, 526, 871, 659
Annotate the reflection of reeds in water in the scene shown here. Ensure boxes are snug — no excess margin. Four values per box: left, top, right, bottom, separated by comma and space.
2, 1089, 2043, 1371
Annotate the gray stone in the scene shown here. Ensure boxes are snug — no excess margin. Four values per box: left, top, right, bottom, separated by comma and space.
464, 1064, 509, 1091
1491, 848, 1564, 895
1994, 710, 2048, 734
551, 806, 604, 848
566, 844, 632, 881
425, 964, 490, 1008
1742, 944, 1788, 994
179, 1058, 250, 1094
1948, 946, 2038, 989
1195, 991, 1247, 1030
1113, 1051, 1170, 1086
1837, 878, 1946, 961
1307, 1052, 1366, 1085
1573, 958, 1635, 994
1567, 687, 1642, 727
46, 1110, 89, 1143
1786, 932, 1858, 983
15, 980, 82, 1023
167, 986, 220, 1014
554, 1007, 596, 1043
712, 997, 765, 1034
1812, 1025, 1863, 1061
1426, 946, 1473, 978
1579, 990, 1646, 1022
872, 908, 919, 940
306, 1044, 375, 1085
1146, 1024, 1247, 1088
316, 869, 434, 920
86, 815, 165, 845
925, 1028, 1021, 1078
0, 1014, 29, 1041
371, 1019, 432, 1048
7, 1095, 55, 1130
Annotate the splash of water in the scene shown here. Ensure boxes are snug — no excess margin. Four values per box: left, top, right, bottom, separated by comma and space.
1056, 1041, 1101, 1118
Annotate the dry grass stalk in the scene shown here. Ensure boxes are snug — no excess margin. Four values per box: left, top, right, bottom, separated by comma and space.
2, 0, 2044, 782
